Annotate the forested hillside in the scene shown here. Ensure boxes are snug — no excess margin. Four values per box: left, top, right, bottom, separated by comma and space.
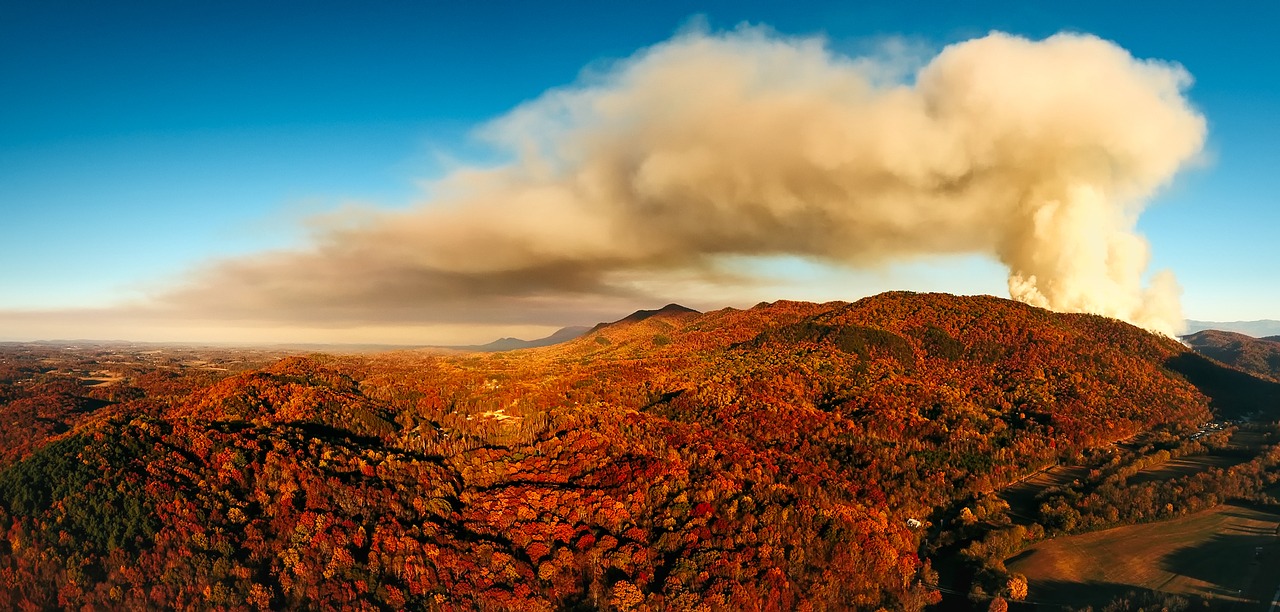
0, 292, 1275, 610
1184, 329, 1280, 381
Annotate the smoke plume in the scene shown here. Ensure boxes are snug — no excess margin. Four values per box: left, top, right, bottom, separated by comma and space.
165, 27, 1205, 336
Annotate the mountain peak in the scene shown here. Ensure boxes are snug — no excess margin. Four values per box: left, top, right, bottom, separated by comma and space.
616, 303, 700, 324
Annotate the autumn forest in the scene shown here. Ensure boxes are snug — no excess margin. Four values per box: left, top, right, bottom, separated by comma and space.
1, 292, 1278, 610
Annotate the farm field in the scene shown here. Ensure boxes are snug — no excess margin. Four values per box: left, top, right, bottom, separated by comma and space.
1127, 455, 1247, 485
1006, 502, 1280, 609
1126, 431, 1268, 485
999, 465, 1087, 522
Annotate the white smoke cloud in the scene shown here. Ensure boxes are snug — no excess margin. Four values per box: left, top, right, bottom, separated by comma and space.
162, 26, 1205, 336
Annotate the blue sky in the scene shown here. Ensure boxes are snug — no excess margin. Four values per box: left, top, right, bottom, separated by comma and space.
2, 1, 1279, 342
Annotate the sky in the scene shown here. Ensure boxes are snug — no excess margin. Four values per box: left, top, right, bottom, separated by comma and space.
2, 1, 1278, 344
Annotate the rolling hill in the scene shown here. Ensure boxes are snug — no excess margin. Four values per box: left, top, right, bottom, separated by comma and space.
1183, 329, 1280, 381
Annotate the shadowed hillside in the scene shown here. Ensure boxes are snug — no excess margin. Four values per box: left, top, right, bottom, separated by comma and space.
1165, 351, 1280, 419
1183, 329, 1280, 381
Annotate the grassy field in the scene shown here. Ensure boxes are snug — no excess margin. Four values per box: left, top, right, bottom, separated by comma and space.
1005, 502, 1280, 609
999, 465, 1087, 522
1127, 430, 1267, 485
1127, 454, 1248, 485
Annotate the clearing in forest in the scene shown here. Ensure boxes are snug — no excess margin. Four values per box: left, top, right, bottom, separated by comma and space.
1006, 502, 1280, 609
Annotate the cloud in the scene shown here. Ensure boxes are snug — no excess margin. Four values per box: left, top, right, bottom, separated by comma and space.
154, 26, 1205, 336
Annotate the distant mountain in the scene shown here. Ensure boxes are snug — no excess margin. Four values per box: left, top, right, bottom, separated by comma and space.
1185, 319, 1280, 337
442, 305, 700, 353
447, 325, 591, 352
1183, 329, 1280, 381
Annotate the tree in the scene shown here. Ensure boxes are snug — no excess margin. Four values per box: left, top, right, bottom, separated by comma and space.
1006, 574, 1028, 601
610, 581, 644, 611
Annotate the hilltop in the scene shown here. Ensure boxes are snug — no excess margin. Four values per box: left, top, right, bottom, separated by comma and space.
0, 292, 1276, 610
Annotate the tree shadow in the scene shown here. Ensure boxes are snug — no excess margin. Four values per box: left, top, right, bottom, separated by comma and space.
1006, 548, 1036, 565
286, 421, 384, 447
1160, 531, 1275, 597
1014, 580, 1210, 611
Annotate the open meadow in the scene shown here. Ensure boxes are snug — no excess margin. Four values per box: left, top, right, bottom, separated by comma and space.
1007, 502, 1280, 609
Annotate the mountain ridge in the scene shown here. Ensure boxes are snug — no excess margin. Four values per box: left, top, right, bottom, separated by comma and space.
1183, 328, 1280, 382
1186, 319, 1280, 337
442, 325, 592, 352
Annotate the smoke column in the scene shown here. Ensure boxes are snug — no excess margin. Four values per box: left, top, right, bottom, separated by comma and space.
169, 27, 1206, 335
